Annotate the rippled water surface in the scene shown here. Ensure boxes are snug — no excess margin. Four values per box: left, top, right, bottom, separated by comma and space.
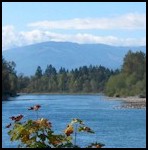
2, 94, 146, 148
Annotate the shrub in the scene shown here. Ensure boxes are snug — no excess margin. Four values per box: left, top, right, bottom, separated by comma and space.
6, 104, 105, 148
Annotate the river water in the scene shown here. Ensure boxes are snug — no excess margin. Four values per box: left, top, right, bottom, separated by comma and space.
2, 94, 146, 148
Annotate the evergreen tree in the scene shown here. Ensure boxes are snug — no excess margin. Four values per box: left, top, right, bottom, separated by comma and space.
35, 66, 42, 78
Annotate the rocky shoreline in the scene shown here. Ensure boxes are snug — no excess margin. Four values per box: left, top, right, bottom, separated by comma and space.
107, 96, 146, 109
120, 97, 146, 109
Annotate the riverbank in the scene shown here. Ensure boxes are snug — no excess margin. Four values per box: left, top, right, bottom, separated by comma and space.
17, 92, 103, 95
106, 96, 146, 109
4, 93, 146, 109
2, 94, 19, 101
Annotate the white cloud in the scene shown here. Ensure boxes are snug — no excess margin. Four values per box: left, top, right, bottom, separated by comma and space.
2, 13, 146, 50
2, 25, 18, 49
28, 13, 146, 30
2, 25, 146, 50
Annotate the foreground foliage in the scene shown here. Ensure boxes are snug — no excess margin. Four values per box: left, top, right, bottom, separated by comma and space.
7, 105, 105, 148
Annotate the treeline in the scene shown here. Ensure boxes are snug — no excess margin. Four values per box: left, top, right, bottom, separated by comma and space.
17, 65, 117, 93
105, 50, 146, 97
2, 50, 146, 98
2, 57, 118, 96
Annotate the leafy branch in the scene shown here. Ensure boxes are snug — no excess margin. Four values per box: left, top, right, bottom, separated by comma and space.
6, 105, 105, 148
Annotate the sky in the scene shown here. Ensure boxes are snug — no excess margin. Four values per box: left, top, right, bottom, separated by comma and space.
2, 2, 146, 50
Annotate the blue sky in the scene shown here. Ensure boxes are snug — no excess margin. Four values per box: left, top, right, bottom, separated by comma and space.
2, 2, 146, 50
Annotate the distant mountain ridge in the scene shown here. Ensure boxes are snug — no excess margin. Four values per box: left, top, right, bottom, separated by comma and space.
2, 41, 146, 76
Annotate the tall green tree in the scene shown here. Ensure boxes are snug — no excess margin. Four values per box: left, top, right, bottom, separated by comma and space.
2, 57, 18, 97
105, 50, 146, 97
35, 66, 42, 79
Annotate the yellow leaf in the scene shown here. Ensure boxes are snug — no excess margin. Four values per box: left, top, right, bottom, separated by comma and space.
64, 124, 74, 136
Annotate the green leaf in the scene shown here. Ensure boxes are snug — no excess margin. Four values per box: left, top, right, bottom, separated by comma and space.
71, 118, 84, 125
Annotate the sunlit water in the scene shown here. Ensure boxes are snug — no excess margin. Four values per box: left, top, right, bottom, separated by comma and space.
2, 94, 146, 148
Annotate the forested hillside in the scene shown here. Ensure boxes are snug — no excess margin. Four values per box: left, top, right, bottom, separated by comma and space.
3, 41, 146, 75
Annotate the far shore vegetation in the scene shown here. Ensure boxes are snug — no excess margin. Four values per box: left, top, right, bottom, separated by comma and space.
2, 50, 146, 99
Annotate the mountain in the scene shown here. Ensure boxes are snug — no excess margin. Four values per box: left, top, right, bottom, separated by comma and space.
2, 41, 146, 76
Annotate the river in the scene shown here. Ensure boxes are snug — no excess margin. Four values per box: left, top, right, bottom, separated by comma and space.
2, 94, 146, 148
